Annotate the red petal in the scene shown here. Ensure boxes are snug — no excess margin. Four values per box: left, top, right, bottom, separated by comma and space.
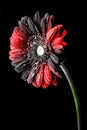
53, 45, 63, 49
32, 80, 37, 88
53, 31, 60, 41
44, 64, 52, 86
42, 81, 49, 89
36, 64, 44, 87
53, 24, 63, 40
52, 36, 67, 48
52, 37, 63, 46
61, 42, 67, 46
52, 47, 62, 54
46, 24, 63, 41
9, 49, 27, 60
10, 27, 28, 49
52, 45, 63, 54
57, 24, 63, 29
51, 29, 67, 47
9, 49, 26, 56
61, 30, 67, 37
52, 75, 58, 86
10, 27, 29, 61
47, 61, 62, 78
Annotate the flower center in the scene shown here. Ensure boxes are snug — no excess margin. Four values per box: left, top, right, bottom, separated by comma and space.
37, 45, 44, 56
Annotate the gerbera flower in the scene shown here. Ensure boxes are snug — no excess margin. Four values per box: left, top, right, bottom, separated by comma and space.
9, 11, 67, 89
9, 11, 80, 130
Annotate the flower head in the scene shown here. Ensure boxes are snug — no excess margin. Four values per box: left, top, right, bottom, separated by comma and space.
9, 11, 67, 89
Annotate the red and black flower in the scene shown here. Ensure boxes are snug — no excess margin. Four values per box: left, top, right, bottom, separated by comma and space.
9, 11, 67, 89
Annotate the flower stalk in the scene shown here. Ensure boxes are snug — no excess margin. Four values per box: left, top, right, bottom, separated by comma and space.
59, 63, 80, 130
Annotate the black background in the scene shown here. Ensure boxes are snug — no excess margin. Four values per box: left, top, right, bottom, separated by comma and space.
0, 0, 85, 129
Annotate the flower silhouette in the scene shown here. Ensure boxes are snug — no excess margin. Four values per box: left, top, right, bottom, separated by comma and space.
9, 11, 67, 88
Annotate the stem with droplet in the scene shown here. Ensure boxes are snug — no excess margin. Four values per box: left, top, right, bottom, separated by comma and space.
59, 63, 80, 130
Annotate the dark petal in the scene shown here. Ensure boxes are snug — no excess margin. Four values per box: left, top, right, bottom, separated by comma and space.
36, 64, 44, 87
47, 58, 62, 78
14, 58, 30, 72
27, 61, 40, 84
50, 52, 59, 64
44, 13, 49, 24
33, 11, 40, 27
21, 68, 30, 81
11, 56, 26, 66
31, 57, 38, 66
18, 16, 32, 35
27, 49, 37, 65
27, 17, 40, 35
40, 18, 46, 37
44, 13, 50, 32
47, 15, 54, 32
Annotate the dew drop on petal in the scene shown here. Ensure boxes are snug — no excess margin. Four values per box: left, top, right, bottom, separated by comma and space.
37, 45, 44, 56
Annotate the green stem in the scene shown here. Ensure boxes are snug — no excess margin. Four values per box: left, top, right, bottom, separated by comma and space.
59, 63, 80, 130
